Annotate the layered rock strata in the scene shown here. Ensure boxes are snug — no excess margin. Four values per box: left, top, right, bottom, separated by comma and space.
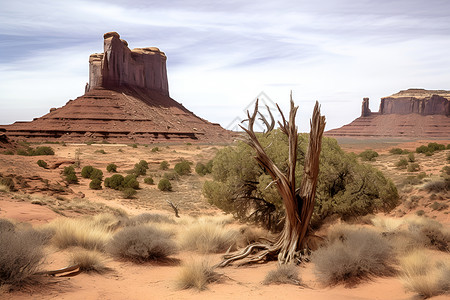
326, 89, 450, 138
1, 32, 231, 143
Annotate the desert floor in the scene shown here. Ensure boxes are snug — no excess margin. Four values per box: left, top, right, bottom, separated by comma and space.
1, 138, 449, 300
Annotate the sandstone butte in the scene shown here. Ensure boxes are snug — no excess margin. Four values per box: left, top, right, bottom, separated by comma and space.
325, 88, 450, 138
0, 32, 232, 144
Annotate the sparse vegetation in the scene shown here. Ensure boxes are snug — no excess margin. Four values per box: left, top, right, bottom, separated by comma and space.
17, 146, 55, 156
416, 143, 446, 154
399, 250, 450, 298
395, 158, 408, 169
94, 149, 106, 154
311, 225, 394, 286
107, 163, 118, 173
151, 147, 160, 152
390, 148, 409, 155
359, 149, 379, 161
424, 180, 450, 193
89, 179, 102, 190
407, 163, 420, 172
176, 259, 220, 290
160, 160, 169, 170
70, 249, 110, 274
144, 177, 154, 185
81, 166, 94, 178
104, 174, 124, 190
174, 160, 192, 175
107, 225, 177, 262
263, 264, 301, 285
122, 187, 137, 199
0, 223, 47, 288
195, 161, 213, 176
36, 159, 48, 169
407, 152, 415, 162
63, 166, 78, 184
158, 178, 172, 192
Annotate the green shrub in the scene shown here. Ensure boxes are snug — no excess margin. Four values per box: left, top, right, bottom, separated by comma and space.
107, 225, 177, 262
427, 142, 445, 152
106, 163, 117, 173
163, 172, 178, 180
203, 132, 398, 230
407, 153, 415, 162
195, 162, 208, 176
81, 166, 94, 178
158, 178, 172, 191
36, 160, 48, 169
416, 145, 428, 154
395, 158, 408, 169
151, 147, 159, 153
90, 168, 103, 181
359, 150, 379, 161
32, 146, 55, 156
132, 161, 148, 176
2, 150, 14, 155
63, 166, 75, 176
65, 173, 79, 184
122, 188, 137, 199
144, 177, 154, 185
407, 163, 420, 172
123, 175, 139, 189
138, 160, 149, 170
160, 160, 169, 170
105, 174, 124, 190
89, 179, 102, 190
205, 160, 213, 173
130, 144, 138, 148
174, 160, 192, 175
94, 149, 106, 154
389, 148, 408, 155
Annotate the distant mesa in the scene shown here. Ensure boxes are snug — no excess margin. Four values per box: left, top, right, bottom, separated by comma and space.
326, 89, 450, 138
1, 32, 231, 143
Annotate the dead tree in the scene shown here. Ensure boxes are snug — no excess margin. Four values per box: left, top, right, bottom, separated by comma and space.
217, 94, 325, 267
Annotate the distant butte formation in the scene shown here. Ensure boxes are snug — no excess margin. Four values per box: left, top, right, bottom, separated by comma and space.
1, 32, 231, 143
326, 89, 450, 138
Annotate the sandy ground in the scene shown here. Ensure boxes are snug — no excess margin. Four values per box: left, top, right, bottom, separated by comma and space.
1, 141, 449, 299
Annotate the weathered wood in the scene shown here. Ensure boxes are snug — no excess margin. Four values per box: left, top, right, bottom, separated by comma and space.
218, 95, 325, 267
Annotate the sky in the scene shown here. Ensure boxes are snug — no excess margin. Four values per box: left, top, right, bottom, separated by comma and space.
1, 0, 450, 132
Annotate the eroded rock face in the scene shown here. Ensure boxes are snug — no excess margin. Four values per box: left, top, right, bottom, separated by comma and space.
379, 89, 449, 116
361, 97, 371, 117
88, 32, 169, 96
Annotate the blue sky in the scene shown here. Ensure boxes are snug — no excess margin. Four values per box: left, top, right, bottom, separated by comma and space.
1, 0, 449, 132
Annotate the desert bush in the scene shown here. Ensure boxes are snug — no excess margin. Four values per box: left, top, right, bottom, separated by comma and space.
123, 175, 139, 189
395, 158, 408, 169
158, 178, 172, 191
163, 172, 178, 180
416, 143, 446, 154
399, 250, 450, 298
180, 221, 237, 253
90, 168, 103, 180
130, 143, 138, 148
407, 163, 420, 172
107, 163, 117, 173
447, 153, 450, 162
0, 225, 47, 287
36, 160, 48, 169
407, 153, 415, 162
176, 259, 220, 290
132, 163, 147, 176
424, 180, 450, 193
203, 134, 398, 230
151, 147, 159, 152
2, 150, 14, 155
441, 166, 450, 176
81, 166, 94, 178
311, 226, 394, 286
104, 174, 125, 190
107, 225, 177, 262
65, 173, 79, 184
89, 179, 102, 190
263, 264, 301, 285
94, 149, 106, 154
46, 217, 114, 251
404, 216, 449, 252
390, 148, 408, 155
126, 213, 175, 226
160, 160, 169, 170
122, 187, 137, 199
63, 165, 75, 176
70, 249, 110, 273
416, 145, 428, 154
17, 146, 55, 156
359, 149, 379, 161
195, 162, 208, 176
144, 177, 154, 185
430, 201, 449, 211
174, 160, 192, 175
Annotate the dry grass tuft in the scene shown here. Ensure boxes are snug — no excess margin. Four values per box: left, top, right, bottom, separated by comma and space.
371, 216, 404, 232
176, 258, 221, 290
70, 249, 111, 274
311, 225, 395, 286
263, 264, 301, 285
237, 225, 272, 248
107, 225, 177, 263
399, 250, 450, 298
45, 217, 114, 251
0, 221, 47, 288
179, 220, 237, 253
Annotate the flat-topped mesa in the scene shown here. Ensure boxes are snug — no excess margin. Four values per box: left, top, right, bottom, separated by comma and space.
379, 88, 449, 116
88, 32, 169, 96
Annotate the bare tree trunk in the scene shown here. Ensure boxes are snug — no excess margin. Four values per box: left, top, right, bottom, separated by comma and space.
217, 95, 325, 267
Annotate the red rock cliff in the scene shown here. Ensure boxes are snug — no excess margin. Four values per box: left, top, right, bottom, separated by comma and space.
379, 89, 449, 116
88, 32, 169, 96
